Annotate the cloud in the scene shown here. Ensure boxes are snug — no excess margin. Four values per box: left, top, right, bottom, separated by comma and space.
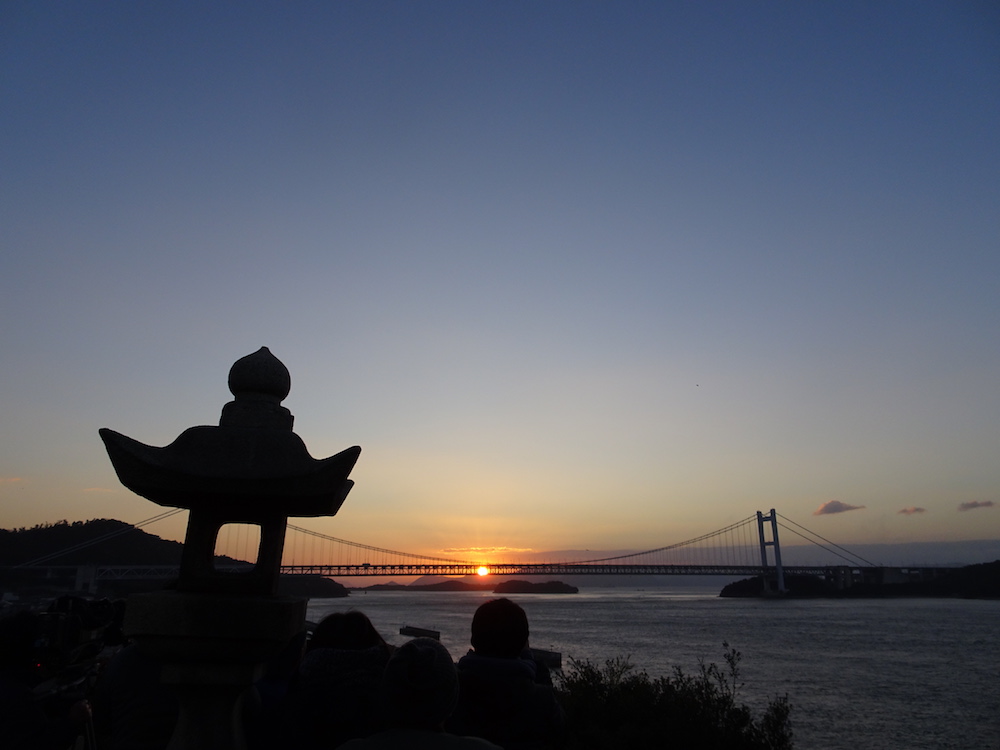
958, 500, 995, 512
442, 546, 534, 554
813, 500, 865, 516
0, 476, 25, 484
898, 507, 926, 515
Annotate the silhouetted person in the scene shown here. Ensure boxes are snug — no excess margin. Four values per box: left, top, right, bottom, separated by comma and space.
308, 609, 391, 654
339, 637, 501, 749
277, 611, 392, 749
445, 599, 564, 750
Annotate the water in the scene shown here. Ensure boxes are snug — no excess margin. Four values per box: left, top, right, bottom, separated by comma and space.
307, 587, 1000, 749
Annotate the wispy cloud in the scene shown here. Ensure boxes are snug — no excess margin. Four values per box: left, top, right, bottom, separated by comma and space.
813, 500, 865, 516
898, 507, 926, 515
0, 476, 25, 484
958, 500, 995, 512
442, 546, 534, 554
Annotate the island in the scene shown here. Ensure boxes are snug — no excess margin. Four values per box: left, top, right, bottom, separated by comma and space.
720, 561, 1000, 598
493, 580, 578, 594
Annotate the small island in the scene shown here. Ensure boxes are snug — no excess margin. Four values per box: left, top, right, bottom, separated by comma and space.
493, 579, 578, 594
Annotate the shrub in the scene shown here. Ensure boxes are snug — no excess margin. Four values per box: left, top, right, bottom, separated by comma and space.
556, 643, 792, 749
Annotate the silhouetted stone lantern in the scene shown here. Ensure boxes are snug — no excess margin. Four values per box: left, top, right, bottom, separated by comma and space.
100, 347, 360, 750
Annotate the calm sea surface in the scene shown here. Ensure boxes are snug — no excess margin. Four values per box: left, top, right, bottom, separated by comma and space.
306, 586, 1000, 750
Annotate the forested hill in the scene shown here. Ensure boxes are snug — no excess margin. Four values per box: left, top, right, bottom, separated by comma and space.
1, 519, 350, 599
0, 519, 191, 567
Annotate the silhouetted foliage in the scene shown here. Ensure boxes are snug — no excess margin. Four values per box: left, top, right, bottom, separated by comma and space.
0, 519, 184, 567
556, 644, 792, 750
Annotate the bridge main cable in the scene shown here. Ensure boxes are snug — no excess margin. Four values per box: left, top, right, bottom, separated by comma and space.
286, 523, 478, 566
776, 513, 879, 567
570, 515, 758, 564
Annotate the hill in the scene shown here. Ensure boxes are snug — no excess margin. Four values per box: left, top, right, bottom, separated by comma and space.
0, 519, 348, 598
0, 518, 187, 567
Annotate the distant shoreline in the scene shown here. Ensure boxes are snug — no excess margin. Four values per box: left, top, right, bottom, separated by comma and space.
354, 578, 578, 594
720, 561, 1000, 599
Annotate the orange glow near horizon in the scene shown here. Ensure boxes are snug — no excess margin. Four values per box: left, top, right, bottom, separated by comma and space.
476, 566, 490, 576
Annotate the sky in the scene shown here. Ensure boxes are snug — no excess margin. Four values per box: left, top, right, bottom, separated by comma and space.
2, 2, 999, 564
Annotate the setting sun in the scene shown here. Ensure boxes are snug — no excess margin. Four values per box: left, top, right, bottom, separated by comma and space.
476, 566, 490, 577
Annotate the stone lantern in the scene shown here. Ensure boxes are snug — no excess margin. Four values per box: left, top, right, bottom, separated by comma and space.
100, 347, 360, 750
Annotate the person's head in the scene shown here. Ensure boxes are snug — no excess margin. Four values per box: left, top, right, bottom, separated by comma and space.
380, 638, 458, 730
308, 610, 387, 652
471, 598, 529, 658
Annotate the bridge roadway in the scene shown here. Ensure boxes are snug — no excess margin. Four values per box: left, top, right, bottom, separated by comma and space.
31, 562, 842, 580
279, 563, 838, 577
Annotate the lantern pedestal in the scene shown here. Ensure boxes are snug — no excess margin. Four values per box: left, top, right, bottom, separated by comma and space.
125, 591, 306, 750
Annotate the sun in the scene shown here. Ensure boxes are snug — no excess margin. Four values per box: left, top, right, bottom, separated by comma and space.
476, 566, 490, 577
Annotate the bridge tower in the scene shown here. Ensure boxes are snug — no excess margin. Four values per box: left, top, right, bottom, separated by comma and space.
756, 509, 786, 594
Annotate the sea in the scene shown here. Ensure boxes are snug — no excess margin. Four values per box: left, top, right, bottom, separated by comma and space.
306, 585, 1000, 750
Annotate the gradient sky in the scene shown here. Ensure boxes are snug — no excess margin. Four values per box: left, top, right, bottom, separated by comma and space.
2, 2, 998, 561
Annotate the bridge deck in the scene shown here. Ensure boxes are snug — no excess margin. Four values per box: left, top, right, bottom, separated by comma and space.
19, 562, 863, 580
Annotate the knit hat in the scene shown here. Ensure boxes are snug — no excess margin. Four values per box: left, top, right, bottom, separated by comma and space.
471, 598, 529, 658
381, 637, 459, 729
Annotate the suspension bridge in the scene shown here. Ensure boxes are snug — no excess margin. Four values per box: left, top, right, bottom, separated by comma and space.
13, 509, 939, 595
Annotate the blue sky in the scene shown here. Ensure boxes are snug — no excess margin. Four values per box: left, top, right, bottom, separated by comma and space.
2, 2, 998, 560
